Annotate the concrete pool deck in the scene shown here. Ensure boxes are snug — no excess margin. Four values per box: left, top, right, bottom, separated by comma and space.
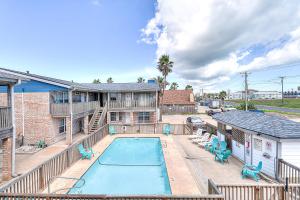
44, 134, 200, 195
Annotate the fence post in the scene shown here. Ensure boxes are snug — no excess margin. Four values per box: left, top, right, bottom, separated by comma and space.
254, 186, 260, 200
38, 166, 44, 190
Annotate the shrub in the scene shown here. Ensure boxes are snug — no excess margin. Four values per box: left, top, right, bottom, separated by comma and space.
236, 102, 257, 111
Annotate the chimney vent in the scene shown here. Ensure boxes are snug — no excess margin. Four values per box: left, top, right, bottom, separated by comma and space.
26, 71, 30, 74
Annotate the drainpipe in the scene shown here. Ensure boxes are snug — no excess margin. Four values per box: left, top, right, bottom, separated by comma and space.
9, 84, 16, 177
22, 89, 25, 138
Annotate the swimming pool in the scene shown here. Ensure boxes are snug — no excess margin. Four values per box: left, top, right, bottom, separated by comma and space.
69, 137, 172, 195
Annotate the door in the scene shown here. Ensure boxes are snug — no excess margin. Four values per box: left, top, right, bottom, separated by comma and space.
125, 112, 131, 124
125, 93, 131, 107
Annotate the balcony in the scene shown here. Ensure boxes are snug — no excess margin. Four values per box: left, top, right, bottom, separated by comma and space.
50, 101, 101, 117
108, 100, 156, 111
0, 107, 12, 139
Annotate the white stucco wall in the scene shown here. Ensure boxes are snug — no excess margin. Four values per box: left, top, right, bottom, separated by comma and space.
252, 135, 277, 178
280, 141, 300, 168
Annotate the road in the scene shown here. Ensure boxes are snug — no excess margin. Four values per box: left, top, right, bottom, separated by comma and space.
226, 101, 300, 114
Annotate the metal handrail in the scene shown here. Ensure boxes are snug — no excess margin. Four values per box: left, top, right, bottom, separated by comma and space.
47, 176, 85, 194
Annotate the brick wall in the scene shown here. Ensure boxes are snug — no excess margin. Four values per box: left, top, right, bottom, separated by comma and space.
2, 92, 60, 145
133, 111, 156, 124
2, 138, 12, 181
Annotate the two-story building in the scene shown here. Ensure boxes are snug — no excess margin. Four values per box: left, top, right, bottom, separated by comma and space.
0, 68, 160, 146
0, 72, 23, 181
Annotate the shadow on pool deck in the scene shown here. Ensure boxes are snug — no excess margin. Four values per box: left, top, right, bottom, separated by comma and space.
173, 135, 268, 193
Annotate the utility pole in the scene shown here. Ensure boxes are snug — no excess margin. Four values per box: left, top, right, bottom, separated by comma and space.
241, 72, 250, 111
279, 76, 285, 105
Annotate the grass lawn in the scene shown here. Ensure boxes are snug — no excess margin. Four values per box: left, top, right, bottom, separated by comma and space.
228, 98, 300, 109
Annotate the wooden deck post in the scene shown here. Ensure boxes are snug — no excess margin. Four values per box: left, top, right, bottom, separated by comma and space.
8, 84, 16, 177
66, 90, 73, 145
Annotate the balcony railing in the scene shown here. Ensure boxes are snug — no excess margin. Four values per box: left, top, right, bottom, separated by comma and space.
50, 101, 101, 116
108, 100, 156, 110
0, 107, 12, 132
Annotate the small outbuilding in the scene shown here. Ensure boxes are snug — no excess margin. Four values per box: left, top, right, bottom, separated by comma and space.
213, 110, 300, 179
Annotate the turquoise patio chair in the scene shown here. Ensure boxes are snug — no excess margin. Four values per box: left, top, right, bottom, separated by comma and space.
208, 138, 219, 153
163, 124, 171, 135
215, 149, 231, 164
204, 137, 218, 151
109, 125, 117, 135
241, 161, 263, 182
78, 144, 94, 160
214, 141, 227, 155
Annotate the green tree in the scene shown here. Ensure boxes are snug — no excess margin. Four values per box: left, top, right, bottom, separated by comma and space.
157, 54, 174, 101
169, 82, 179, 90
137, 77, 145, 83
107, 77, 113, 83
219, 90, 227, 100
236, 102, 256, 111
185, 85, 193, 90
92, 78, 101, 84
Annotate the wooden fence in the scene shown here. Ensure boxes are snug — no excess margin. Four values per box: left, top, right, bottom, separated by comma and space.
0, 193, 224, 200
217, 183, 300, 200
278, 159, 300, 184
0, 107, 12, 130
110, 123, 193, 135
0, 125, 108, 194
160, 105, 197, 114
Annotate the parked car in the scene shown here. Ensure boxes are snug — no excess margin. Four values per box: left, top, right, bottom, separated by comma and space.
186, 116, 204, 129
206, 109, 222, 116
221, 105, 237, 112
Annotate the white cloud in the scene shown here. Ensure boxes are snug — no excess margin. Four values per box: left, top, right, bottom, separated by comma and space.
141, 0, 300, 90
91, 0, 101, 6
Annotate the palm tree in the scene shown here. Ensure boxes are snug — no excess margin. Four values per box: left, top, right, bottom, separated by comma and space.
154, 76, 167, 91
157, 54, 174, 102
107, 77, 113, 83
169, 82, 179, 90
137, 77, 145, 83
185, 85, 193, 90
219, 90, 227, 106
92, 78, 101, 84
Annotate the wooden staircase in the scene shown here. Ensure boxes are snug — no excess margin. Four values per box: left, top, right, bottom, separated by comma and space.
88, 109, 102, 134
88, 103, 108, 134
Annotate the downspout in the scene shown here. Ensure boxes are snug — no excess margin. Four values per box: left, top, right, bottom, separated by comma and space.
22, 89, 25, 138
275, 141, 279, 181
10, 84, 16, 177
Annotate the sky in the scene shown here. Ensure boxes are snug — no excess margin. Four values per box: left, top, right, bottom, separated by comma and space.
1, 0, 300, 94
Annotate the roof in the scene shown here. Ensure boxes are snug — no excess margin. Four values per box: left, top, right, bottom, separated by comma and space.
0, 68, 160, 92
0, 71, 25, 85
82, 83, 159, 92
160, 90, 195, 105
213, 110, 300, 139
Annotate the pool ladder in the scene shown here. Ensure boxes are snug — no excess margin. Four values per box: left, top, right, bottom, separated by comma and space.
47, 176, 86, 194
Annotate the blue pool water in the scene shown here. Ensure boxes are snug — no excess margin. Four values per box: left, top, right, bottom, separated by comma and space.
69, 137, 172, 195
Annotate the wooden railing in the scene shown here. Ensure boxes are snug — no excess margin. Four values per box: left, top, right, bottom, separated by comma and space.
109, 100, 156, 110
217, 183, 300, 200
0, 193, 225, 200
0, 107, 12, 131
208, 179, 222, 195
98, 103, 108, 127
0, 125, 108, 194
109, 123, 193, 135
278, 159, 300, 184
50, 101, 101, 116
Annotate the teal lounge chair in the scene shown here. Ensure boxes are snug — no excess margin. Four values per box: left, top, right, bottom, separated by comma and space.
214, 141, 227, 155
204, 137, 218, 151
78, 144, 94, 160
209, 138, 219, 153
109, 125, 117, 135
242, 161, 263, 182
163, 124, 171, 135
215, 149, 231, 164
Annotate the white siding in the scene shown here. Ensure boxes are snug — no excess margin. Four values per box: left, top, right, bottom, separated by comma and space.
232, 140, 245, 161
252, 135, 277, 178
281, 141, 300, 168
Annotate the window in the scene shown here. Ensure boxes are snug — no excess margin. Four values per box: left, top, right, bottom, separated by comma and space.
59, 118, 66, 134
52, 91, 69, 103
110, 93, 117, 101
138, 112, 150, 123
111, 112, 117, 122
254, 138, 262, 151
